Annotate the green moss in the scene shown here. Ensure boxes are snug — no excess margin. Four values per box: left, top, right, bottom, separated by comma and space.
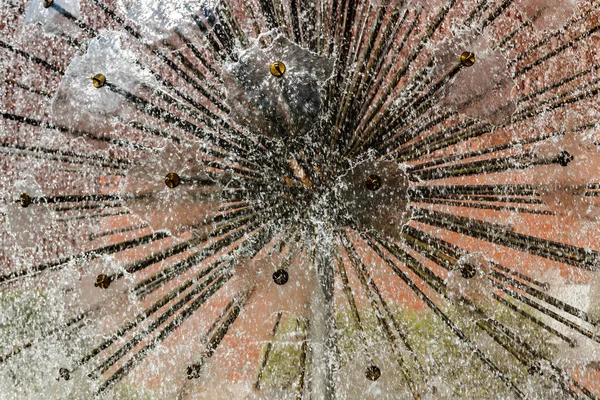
0, 289, 52, 353
258, 315, 306, 390
333, 298, 559, 398
0, 286, 560, 398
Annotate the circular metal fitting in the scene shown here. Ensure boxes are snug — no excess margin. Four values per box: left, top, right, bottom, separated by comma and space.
18, 193, 31, 208
365, 365, 381, 381
91, 74, 106, 88
528, 362, 541, 376
164, 172, 181, 188
460, 52, 476, 67
272, 269, 289, 285
556, 150, 573, 167
187, 364, 201, 379
270, 61, 286, 77
459, 264, 477, 279
58, 368, 70, 381
94, 274, 112, 289
365, 174, 383, 191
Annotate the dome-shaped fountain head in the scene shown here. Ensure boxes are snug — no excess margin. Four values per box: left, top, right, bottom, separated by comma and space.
18, 193, 31, 208
460, 51, 476, 67
164, 172, 181, 188
270, 61, 286, 77
94, 274, 113, 289
272, 269, 289, 285
365, 174, 383, 191
365, 365, 381, 381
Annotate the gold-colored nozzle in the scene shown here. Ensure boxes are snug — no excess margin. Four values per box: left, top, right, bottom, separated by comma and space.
270, 61, 286, 77
165, 172, 181, 188
91, 73, 106, 88
460, 52, 476, 67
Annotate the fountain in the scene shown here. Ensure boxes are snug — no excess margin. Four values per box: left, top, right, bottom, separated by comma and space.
1, 0, 599, 398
